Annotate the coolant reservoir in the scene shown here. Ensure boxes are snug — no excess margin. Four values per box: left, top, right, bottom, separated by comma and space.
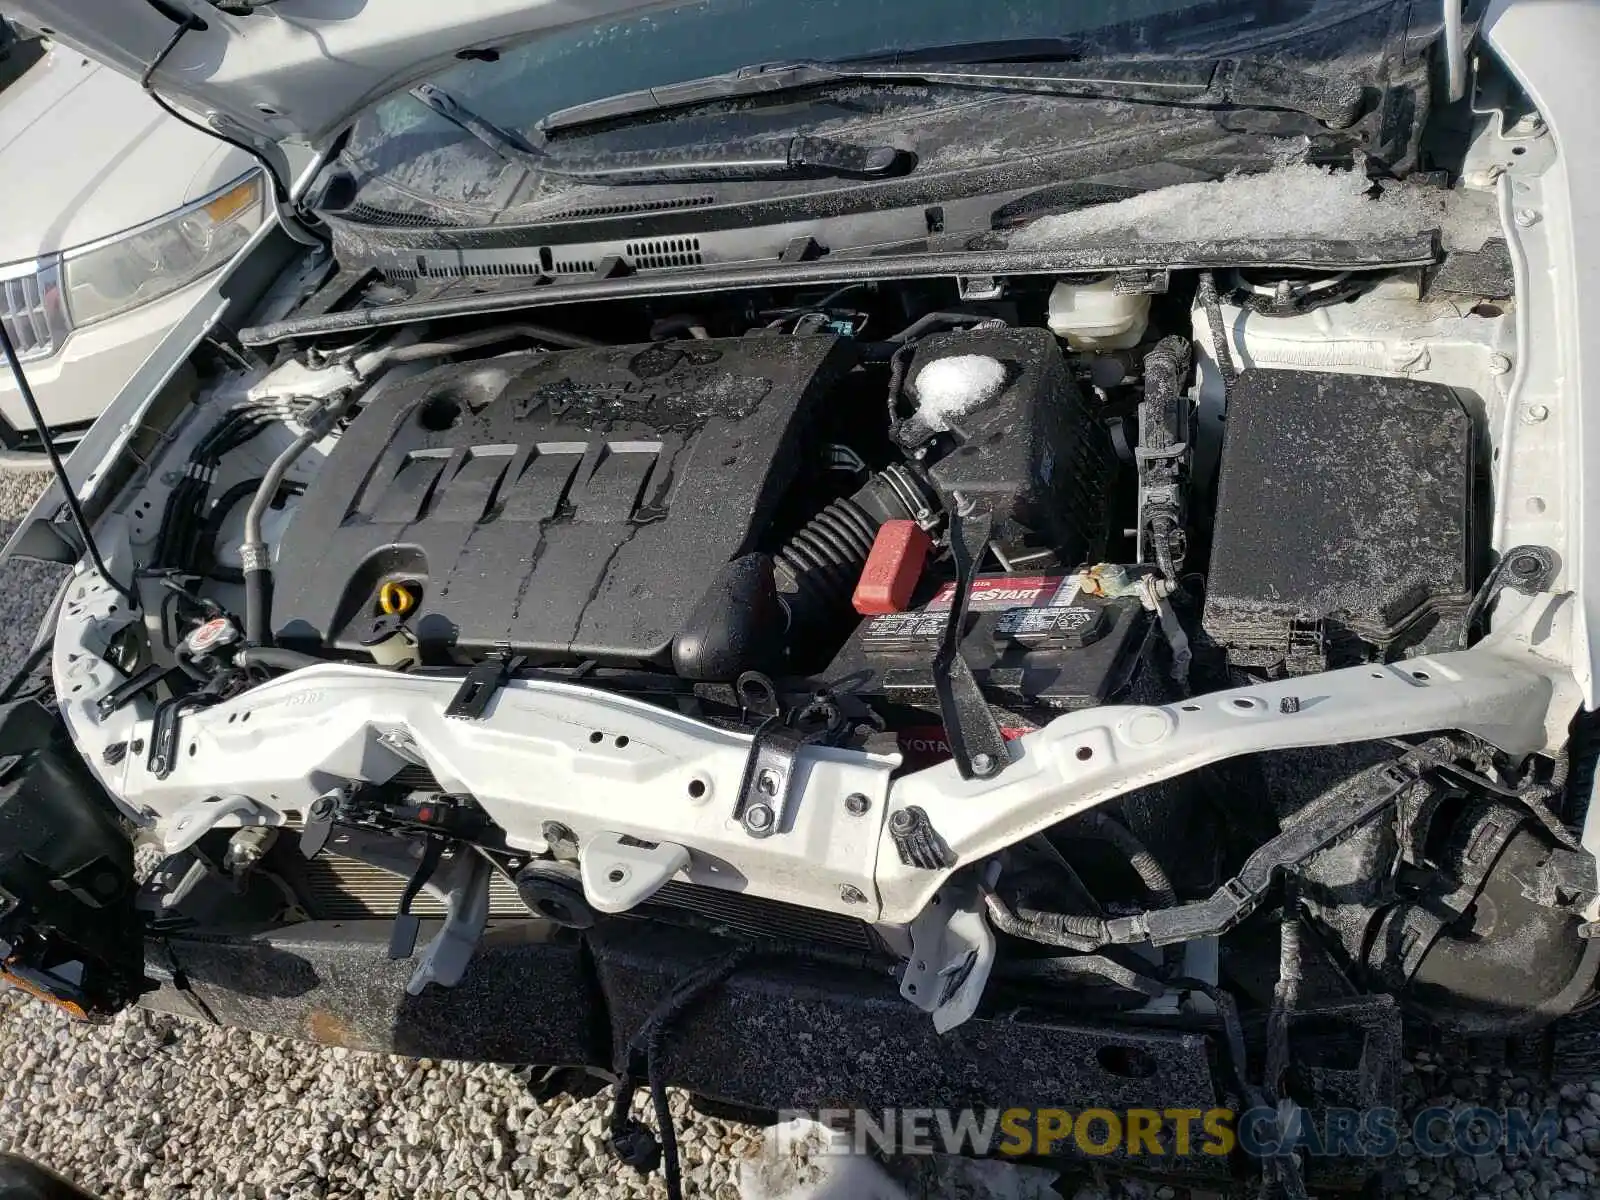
1046, 277, 1151, 350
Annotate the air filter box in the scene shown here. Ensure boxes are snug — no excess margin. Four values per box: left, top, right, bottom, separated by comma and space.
900, 327, 1114, 561
1202, 371, 1475, 669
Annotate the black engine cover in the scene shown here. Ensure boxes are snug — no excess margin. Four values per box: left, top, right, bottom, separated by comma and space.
272, 336, 852, 664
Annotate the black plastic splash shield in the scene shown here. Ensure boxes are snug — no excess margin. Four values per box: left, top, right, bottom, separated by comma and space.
141, 920, 1399, 1188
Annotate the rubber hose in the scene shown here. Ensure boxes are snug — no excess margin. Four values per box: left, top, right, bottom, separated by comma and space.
195, 479, 263, 574
242, 569, 271, 648
1150, 514, 1180, 582
173, 644, 211, 684
234, 646, 326, 672
772, 467, 931, 635
887, 311, 1004, 343
982, 889, 1106, 952
241, 423, 323, 646
1076, 810, 1179, 909
351, 322, 599, 379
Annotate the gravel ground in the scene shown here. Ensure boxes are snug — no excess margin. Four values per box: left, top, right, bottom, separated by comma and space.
0, 468, 1597, 1200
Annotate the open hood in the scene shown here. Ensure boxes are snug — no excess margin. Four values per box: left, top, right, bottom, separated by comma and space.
4, 1, 674, 147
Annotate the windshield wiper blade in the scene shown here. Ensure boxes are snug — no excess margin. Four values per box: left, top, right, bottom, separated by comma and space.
411, 83, 903, 184
541, 55, 1362, 136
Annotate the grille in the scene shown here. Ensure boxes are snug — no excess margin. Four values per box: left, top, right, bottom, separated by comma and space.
625, 236, 702, 270
647, 881, 876, 951
388, 763, 443, 792
0, 262, 64, 361
387, 261, 545, 280
301, 853, 526, 918
339, 202, 453, 229
547, 194, 715, 221
299, 853, 877, 950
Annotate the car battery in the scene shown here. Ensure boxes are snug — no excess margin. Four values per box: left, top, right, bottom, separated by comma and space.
820, 572, 1154, 755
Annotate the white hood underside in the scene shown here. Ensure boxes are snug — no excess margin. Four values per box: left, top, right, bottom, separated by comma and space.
2, 0, 679, 146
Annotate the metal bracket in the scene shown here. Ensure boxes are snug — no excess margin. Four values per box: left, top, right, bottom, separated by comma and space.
406, 851, 493, 995
888, 806, 954, 870
444, 649, 523, 720
148, 695, 217, 779
1524, 846, 1599, 912
956, 275, 1005, 301
734, 718, 803, 838
934, 505, 1009, 779
160, 794, 278, 856
579, 831, 689, 913
901, 875, 996, 1033
388, 837, 446, 960
97, 662, 183, 719
298, 787, 345, 859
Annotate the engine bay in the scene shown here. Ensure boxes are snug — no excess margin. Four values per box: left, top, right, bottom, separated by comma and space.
4, 243, 1593, 1091
211, 269, 1498, 752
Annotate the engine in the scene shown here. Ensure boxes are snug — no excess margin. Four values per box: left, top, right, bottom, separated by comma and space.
267, 320, 1122, 676
271, 335, 859, 664
21, 262, 1588, 1079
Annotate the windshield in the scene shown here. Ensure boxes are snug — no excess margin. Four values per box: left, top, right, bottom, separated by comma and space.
365, 0, 1346, 146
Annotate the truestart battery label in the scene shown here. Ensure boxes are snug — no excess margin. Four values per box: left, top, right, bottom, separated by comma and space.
925, 575, 1079, 611
863, 575, 1100, 647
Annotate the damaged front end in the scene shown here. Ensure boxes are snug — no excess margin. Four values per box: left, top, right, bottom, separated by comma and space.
2, 0, 1599, 1193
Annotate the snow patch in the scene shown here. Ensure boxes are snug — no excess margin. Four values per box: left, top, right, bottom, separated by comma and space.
1010, 163, 1457, 249
734, 1119, 1060, 1200
913, 354, 1008, 432
735, 1120, 907, 1200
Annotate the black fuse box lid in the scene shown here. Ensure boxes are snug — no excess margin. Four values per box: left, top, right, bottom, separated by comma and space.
1202, 370, 1475, 665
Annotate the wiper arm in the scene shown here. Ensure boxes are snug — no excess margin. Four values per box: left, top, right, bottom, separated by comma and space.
411, 83, 903, 184
540, 55, 1363, 136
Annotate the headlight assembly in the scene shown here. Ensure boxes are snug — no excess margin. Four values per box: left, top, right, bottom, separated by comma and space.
62, 172, 265, 328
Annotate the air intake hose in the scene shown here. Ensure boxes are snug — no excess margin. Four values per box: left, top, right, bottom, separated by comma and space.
774, 465, 932, 634
671, 465, 936, 680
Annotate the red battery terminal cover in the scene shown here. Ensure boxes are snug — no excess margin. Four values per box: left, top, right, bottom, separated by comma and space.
853, 519, 935, 615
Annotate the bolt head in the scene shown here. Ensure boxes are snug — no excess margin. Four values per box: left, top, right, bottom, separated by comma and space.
844, 792, 871, 816
1511, 553, 1542, 577
889, 808, 916, 833
1524, 403, 1550, 423
745, 804, 774, 832
971, 752, 996, 775
1488, 353, 1514, 376
840, 885, 868, 905
1515, 208, 1539, 228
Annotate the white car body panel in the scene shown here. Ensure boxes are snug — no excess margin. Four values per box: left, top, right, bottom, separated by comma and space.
0, 45, 256, 430
1, 1, 678, 145
1481, 0, 1600, 712
0, 47, 244, 260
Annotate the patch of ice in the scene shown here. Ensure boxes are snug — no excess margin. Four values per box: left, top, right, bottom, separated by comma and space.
913, 354, 1008, 432
735, 1119, 1060, 1200
735, 1119, 907, 1200
1009, 163, 1452, 248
